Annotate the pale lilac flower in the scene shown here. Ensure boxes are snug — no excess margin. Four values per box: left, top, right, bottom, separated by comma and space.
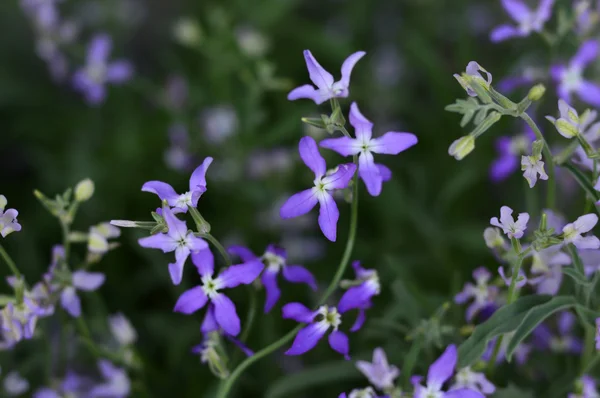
0, 196, 21, 238
533, 311, 582, 353
454, 61, 492, 97
450, 367, 495, 395
228, 244, 316, 313
164, 124, 193, 172
109, 313, 136, 346
521, 152, 548, 188
527, 247, 571, 295
498, 265, 528, 289
575, 0, 600, 36
580, 249, 600, 276
174, 248, 264, 336
200, 106, 238, 144
355, 347, 399, 391
551, 40, 600, 107
73, 34, 133, 105
320, 102, 417, 196
546, 99, 591, 139
338, 387, 379, 398
60, 270, 105, 317
563, 214, 600, 249
193, 305, 254, 359
490, 0, 555, 42
279, 136, 356, 242
288, 50, 366, 104
569, 375, 599, 398
3, 371, 29, 396
412, 345, 484, 398
490, 206, 529, 239
142, 157, 213, 213
490, 127, 534, 182
483, 333, 532, 365
89, 360, 130, 398
455, 267, 500, 322
0, 299, 43, 348
138, 205, 208, 285
88, 222, 121, 255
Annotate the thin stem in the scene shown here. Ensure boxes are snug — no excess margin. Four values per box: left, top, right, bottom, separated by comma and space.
216, 157, 360, 398
201, 233, 232, 267
520, 113, 556, 209
0, 243, 21, 279
239, 289, 257, 343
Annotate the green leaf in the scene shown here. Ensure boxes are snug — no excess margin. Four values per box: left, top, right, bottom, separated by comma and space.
493, 384, 534, 398
562, 163, 600, 216
457, 295, 551, 368
567, 244, 587, 278
506, 296, 577, 361
575, 305, 600, 326
390, 279, 421, 326
401, 336, 422, 389
561, 266, 591, 287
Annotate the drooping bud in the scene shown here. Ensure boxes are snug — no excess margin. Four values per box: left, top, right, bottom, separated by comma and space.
74, 179, 94, 202
527, 84, 546, 101
448, 135, 475, 160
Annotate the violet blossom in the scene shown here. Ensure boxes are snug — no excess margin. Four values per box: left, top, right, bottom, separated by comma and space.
551, 40, 600, 107
563, 214, 600, 249
490, 206, 529, 239
60, 270, 105, 317
527, 246, 571, 295
483, 332, 532, 365
455, 267, 499, 322
339, 261, 381, 329
109, 313, 137, 347
521, 141, 548, 188
533, 311, 582, 354
138, 205, 208, 285
88, 360, 130, 398
355, 347, 399, 392
174, 248, 264, 336
490, 0, 555, 42
33, 371, 88, 398
3, 371, 29, 396
288, 50, 366, 104
569, 375, 600, 398
450, 367, 495, 395
0, 195, 21, 238
73, 34, 133, 105
490, 127, 534, 182
279, 136, 356, 242
320, 102, 418, 196
228, 244, 316, 313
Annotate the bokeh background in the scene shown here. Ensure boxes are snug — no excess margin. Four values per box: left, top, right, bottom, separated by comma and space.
0, 0, 597, 396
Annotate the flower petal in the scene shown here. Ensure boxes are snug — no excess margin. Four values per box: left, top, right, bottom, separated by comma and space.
578, 81, 600, 107
299, 136, 326, 178
285, 323, 328, 356
189, 157, 213, 204
444, 389, 485, 398
212, 294, 241, 336
319, 137, 361, 157
282, 302, 316, 323
280, 189, 318, 219
141, 181, 178, 201
191, 248, 215, 277
138, 232, 177, 252
72, 271, 105, 291
303, 50, 334, 89
340, 51, 366, 87
501, 0, 531, 23
370, 132, 418, 155
328, 330, 350, 359
87, 34, 112, 64
359, 152, 383, 196
162, 206, 189, 238
572, 40, 599, 70
338, 284, 375, 313
282, 265, 317, 290
262, 269, 281, 313
201, 305, 219, 333
427, 344, 457, 388
218, 260, 264, 288
227, 245, 258, 262
574, 236, 600, 250
349, 102, 373, 141
574, 214, 598, 233
61, 287, 81, 317
350, 309, 367, 332
287, 84, 321, 103
106, 61, 133, 83
377, 164, 392, 181
490, 25, 521, 42
322, 163, 357, 190
174, 286, 208, 314
318, 192, 340, 242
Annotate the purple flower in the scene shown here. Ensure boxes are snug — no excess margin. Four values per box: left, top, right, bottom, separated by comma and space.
174, 248, 264, 336
89, 360, 130, 398
575, 1, 600, 36
0, 195, 21, 238
142, 157, 213, 213
339, 261, 381, 325
490, 127, 534, 182
412, 345, 484, 398
320, 102, 417, 196
569, 375, 599, 398
228, 244, 317, 313
0, 298, 42, 348
73, 34, 133, 105
355, 347, 399, 391
563, 214, 600, 249
498, 265, 528, 289
163, 75, 188, 111
3, 371, 29, 396
287, 50, 365, 104
490, 206, 529, 239
490, 0, 555, 42
138, 205, 208, 285
551, 40, 600, 107
483, 333, 532, 365
109, 313, 137, 346
596, 317, 600, 350
527, 247, 571, 295
34, 371, 87, 398
60, 270, 105, 317
533, 311, 582, 353
455, 267, 499, 322
450, 367, 495, 395
279, 136, 356, 242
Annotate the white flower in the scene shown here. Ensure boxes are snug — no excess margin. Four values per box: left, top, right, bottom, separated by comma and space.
109, 313, 137, 346
450, 367, 495, 395
355, 347, 400, 391
490, 206, 529, 239
521, 154, 548, 188
3, 371, 29, 396
563, 214, 600, 249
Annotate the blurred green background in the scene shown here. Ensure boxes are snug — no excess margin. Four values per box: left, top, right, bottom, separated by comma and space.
0, 0, 593, 396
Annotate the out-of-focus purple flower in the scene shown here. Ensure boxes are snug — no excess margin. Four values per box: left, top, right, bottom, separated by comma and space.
490, 0, 555, 42
235, 26, 269, 58
355, 347, 399, 391
288, 50, 366, 104
320, 102, 417, 196
200, 106, 238, 145
142, 157, 213, 213
450, 367, 495, 395
0, 195, 21, 238
569, 375, 600, 398
164, 124, 193, 172
228, 244, 316, 313
563, 214, 600, 249
109, 313, 137, 346
3, 371, 29, 396
534, 311, 582, 353
0, 292, 51, 348
490, 128, 534, 182
483, 333, 532, 365
73, 34, 133, 105
174, 248, 264, 336
455, 267, 500, 322
247, 148, 295, 179
546, 99, 595, 139
498, 265, 528, 289
575, 0, 600, 36
60, 270, 105, 317
551, 40, 600, 107
163, 75, 188, 111
527, 246, 571, 295
596, 317, 600, 350
490, 206, 529, 239
138, 205, 208, 285
580, 249, 600, 276
412, 345, 485, 398
88, 360, 130, 398
279, 136, 356, 242
33, 371, 89, 398
338, 387, 379, 398
339, 261, 381, 327
498, 66, 546, 93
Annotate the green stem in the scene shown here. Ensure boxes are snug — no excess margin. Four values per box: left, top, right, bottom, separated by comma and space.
520, 113, 556, 209
0, 243, 21, 279
215, 156, 360, 398
239, 289, 257, 343
201, 233, 232, 267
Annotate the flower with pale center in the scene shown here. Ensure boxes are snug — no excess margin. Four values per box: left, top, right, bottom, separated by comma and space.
356, 347, 400, 391
0, 195, 21, 238
490, 0, 555, 42
563, 214, 600, 249
521, 153, 548, 188
490, 206, 529, 239
551, 40, 600, 107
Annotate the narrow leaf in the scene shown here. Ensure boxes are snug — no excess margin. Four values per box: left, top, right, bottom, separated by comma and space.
575, 305, 600, 326
561, 266, 591, 287
401, 336, 422, 389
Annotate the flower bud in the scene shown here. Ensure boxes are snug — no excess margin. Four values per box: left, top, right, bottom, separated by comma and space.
173, 18, 203, 47
555, 119, 579, 138
448, 135, 475, 160
527, 84, 546, 101
484, 227, 506, 249
74, 179, 95, 202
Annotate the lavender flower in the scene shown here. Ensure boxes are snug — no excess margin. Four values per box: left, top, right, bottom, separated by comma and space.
320, 102, 417, 196
338, 387, 379, 398
0, 196, 21, 238
455, 267, 499, 322
174, 248, 264, 336
490, 128, 534, 182
533, 311, 582, 353
490, 206, 529, 239
563, 214, 600, 249
546, 99, 589, 139
60, 270, 105, 317
288, 50, 366, 104
33, 371, 88, 398
454, 61, 492, 97
88, 360, 130, 398
575, 0, 600, 36
73, 34, 133, 105
200, 106, 238, 144
279, 136, 356, 242
0, 295, 50, 348
339, 261, 381, 326
88, 222, 121, 255
142, 157, 213, 213
527, 246, 571, 295
498, 265, 528, 289
138, 205, 208, 285
450, 367, 495, 395
109, 313, 137, 346
521, 140, 548, 188
3, 371, 29, 396
228, 244, 316, 313
490, 0, 555, 42
355, 347, 399, 391
569, 375, 600, 398
483, 332, 532, 364
412, 345, 485, 398
551, 40, 600, 107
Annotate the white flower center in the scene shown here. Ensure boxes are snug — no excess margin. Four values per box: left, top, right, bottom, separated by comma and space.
175, 191, 193, 209
263, 251, 285, 272
563, 66, 583, 92
201, 275, 223, 299
509, 135, 530, 155
87, 63, 107, 84
423, 385, 444, 398
563, 225, 579, 241
317, 305, 341, 330
331, 81, 346, 96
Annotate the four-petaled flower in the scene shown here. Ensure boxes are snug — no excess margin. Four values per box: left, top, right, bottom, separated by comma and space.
551, 40, 600, 107
355, 347, 400, 392
455, 267, 499, 322
73, 34, 133, 105
490, 206, 529, 239
490, 127, 534, 182
173, 248, 264, 336
533, 311, 582, 354
562, 214, 600, 250
546, 99, 591, 139
142, 157, 213, 214
521, 152, 548, 188
280, 136, 356, 242
450, 367, 495, 395
0, 195, 21, 238
568, 375, 600, 398
288, 50, 366, 104
490, 0, 555, 42
228, 244, 316, 313
320, 102, 417, 196
138, 205, 208, 284
527, 247, 571, 295
60, 270, 105, 317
